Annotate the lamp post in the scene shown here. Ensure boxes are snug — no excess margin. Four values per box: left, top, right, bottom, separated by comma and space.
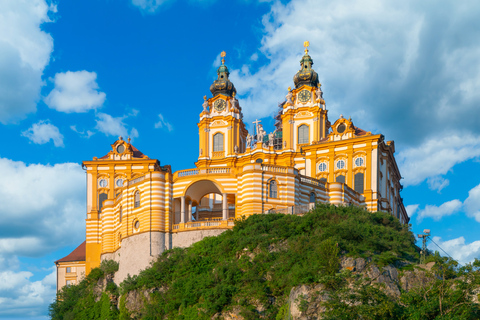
417, 229, 431, 264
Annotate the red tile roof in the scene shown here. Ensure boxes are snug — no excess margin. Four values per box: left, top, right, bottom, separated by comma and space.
354, 126, 368, 136
99, 143, 148, 160
55, 241, 86, 264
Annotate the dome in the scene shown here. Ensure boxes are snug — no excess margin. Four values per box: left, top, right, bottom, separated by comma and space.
210, 52, 236, 97
293, 46, 319, 89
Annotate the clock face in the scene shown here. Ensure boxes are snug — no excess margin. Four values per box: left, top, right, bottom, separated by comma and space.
298, 90, 311, 103
214, 99, 226, 112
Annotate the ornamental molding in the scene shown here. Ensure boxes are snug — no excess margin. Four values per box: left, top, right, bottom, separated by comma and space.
211, 120, 228, 127
294, 111, 313, 118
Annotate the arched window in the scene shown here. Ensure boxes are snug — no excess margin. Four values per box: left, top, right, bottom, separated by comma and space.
336, 175, 345, 184
119, 206, 123, 222
354, 172, 364, 193
269, 180, 277, 198
98, 193, 108, 212
134, 191, 140, 208
309, 192, 316, 203
298, 125, 309, 144
213, 133, 224, 152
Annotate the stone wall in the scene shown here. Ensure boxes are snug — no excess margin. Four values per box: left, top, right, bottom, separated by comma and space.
171, 229, 227, 249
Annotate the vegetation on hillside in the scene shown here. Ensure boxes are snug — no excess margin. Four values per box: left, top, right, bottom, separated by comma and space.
49, 204, 480, 319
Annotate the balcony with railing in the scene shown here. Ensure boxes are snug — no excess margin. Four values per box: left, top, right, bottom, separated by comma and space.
174, 167, 233, 180
172, 218, 235, 232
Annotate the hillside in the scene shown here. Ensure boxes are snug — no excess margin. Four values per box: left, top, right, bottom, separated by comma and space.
49, 204, 480, 319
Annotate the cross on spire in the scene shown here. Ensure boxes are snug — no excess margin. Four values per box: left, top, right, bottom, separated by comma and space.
252, 119, 261, 135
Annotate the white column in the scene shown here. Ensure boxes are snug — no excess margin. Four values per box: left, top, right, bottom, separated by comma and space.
187, 201, 192, 222
222, 193, 228, 220
180, 196, 185, 223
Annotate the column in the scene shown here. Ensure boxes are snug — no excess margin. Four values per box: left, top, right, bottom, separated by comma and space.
180, 196, 185, 224
222, 193, 228, 220
195, 206, 199, 221
187, 201, 192, 222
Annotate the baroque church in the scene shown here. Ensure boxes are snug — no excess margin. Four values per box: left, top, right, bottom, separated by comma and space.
55, 43, 409, 290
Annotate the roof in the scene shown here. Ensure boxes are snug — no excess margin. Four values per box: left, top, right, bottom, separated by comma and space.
55, 241, 86, 264
354, 126, 368, 136
99, 143, 148, 160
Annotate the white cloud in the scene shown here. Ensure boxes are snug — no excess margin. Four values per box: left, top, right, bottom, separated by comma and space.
429, 236, 480, 265
0, 158, 84, 317
44, 71, 106, 113
22, 120, 64, 147
228, 0, 480, 186
95, 112, 139, 140
426, 176, 450, 193
70, 125, 95, 138
397, 134, 480, 186
154, 113, 173, 131
131, 0, 170, 12
464, 183, 480, 223
416, 199, 462, 222
0, 0, 55, 123
405, 204, 419, 218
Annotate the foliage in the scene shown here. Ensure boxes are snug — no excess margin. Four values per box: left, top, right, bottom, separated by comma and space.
49, 205, 480, 319
101, 259, 120, 275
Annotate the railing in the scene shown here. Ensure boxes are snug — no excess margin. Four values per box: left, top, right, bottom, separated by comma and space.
172, 218, 235, 232
178, 169, 199, 177
212, 151, 225, 158
206, 167, 231, 174
299, 175, 325, 187
262, 165, 287, 174
128, 175, 145, 186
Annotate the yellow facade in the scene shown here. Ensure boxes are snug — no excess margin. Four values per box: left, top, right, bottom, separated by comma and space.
56, 45, 408, 285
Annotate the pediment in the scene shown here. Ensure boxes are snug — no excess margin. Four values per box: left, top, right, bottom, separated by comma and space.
210, 120, 228, 127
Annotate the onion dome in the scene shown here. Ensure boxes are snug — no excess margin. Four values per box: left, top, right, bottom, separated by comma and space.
293, 41, 319, 89
210, 51, 236, 97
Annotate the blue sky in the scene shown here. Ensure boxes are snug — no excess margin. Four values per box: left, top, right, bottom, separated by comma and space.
1, 0, 480, 318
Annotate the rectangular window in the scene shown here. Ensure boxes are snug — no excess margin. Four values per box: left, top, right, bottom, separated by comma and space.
66, 280, 72, 286
213, 133, 224, 152
298, 125, 309, 144
66, 267, 71, 273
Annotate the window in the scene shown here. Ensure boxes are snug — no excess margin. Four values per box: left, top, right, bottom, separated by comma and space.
66, 280, 72, 286
269, 180, 277, 198
318, 162, 327, 172
213, 133, 224, 152
134, 191, 140, 208
298, 125, 309, 144
98, 193, 108, 212
336, 160, 345, 170
134, 220, 140, 230
309, 192, 316, 203
119, 206, 122, 223
354, 172, 364, 193
355, 157, 364, 167
336, 175, 345, 184
66, 267, 71, 273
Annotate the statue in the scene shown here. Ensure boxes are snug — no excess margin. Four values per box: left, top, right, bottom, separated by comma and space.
234, 145, 238, 153
268, 132, 274, 147
257, 124, 267, 147
231, 92, 239, 111
202, 96, 209, 112
286, 87, 293, 105
316, 86, 323, 101
246, 133, 253, 148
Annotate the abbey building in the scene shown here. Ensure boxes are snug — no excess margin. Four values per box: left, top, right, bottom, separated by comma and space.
55, 44, 409, 289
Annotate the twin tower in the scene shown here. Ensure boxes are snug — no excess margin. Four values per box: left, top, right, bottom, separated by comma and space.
55, 44, 408, 290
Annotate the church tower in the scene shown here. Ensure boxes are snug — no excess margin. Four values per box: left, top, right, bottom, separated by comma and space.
197, 52, 248, 165
281, 42, 330, 159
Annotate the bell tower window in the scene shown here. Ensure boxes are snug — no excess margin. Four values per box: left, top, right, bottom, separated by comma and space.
298, 125, 309, 144
213, 133, 224, 152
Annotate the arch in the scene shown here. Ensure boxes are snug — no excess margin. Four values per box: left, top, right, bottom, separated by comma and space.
184, 179, 225, 203
134, 190, 140, 208
297, 124, 309, 144
269, 180, 278, 198
98, 193, 108, 212
213, 132, 224, 152
354, 172, 364, 193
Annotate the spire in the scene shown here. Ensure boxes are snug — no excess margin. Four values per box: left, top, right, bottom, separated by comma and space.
293, 41, 319, 89
210, 51, 236, 97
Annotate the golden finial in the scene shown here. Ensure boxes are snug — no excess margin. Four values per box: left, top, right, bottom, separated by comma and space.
203, 95, 207, 100
303, 41, 310, 54
288, 86, 291, 91
128, 136, 131, 143
220, 51, 226, 64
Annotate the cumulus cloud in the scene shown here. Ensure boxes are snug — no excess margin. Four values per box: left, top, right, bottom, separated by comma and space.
154, 113, 173, 131
95, 112, 139, 140
429, 236, 480, 265
0, 0, 55, 123
464, 183, 480, 223
22, 120, 64, 147
229, 0, 480, 186
396, 134, 480, 187
44, 71, 106, 113
0, 158, 84, 316
416, 199, 462, 222
405, 204, 419, 218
